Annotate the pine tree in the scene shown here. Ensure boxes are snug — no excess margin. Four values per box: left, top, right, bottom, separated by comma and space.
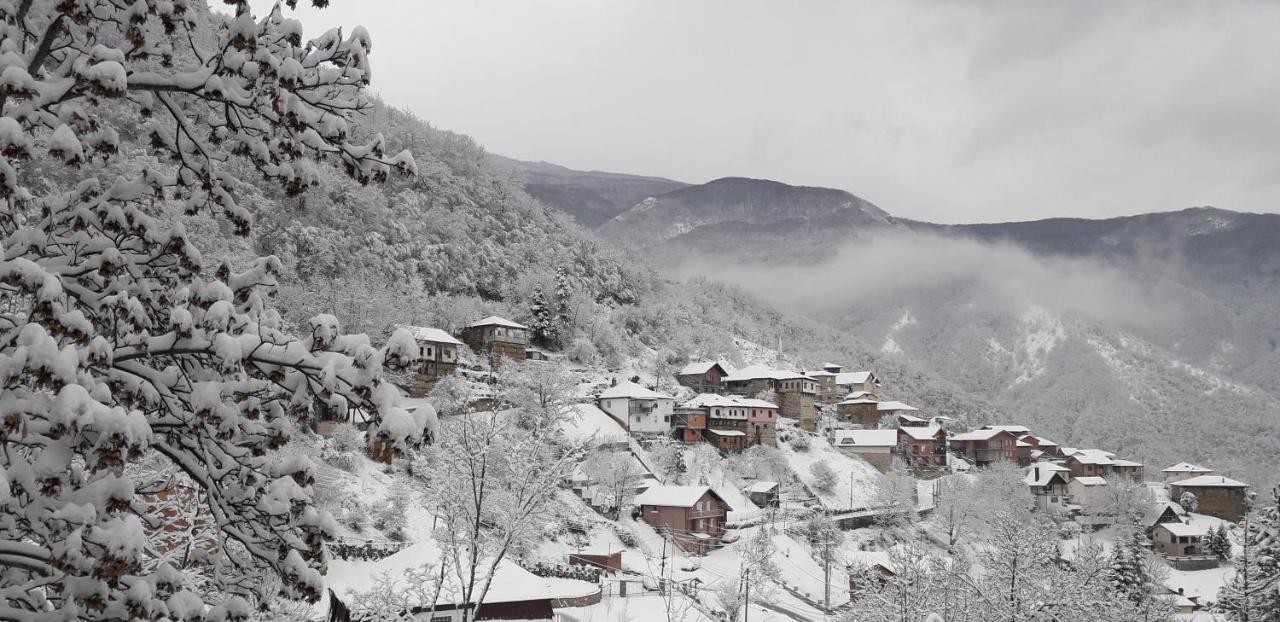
1206, 524, 1233, 561
554, 268, 574, 348
1217, 489, 1280, 622
528, 283, 554, 347
1108, 527, 1154, 603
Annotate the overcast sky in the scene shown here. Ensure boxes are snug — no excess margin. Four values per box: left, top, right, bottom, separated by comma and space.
253, 1, 1280, 223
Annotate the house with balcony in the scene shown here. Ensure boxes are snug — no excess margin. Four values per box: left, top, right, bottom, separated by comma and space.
1025, 463, 1071, 512
897, 425, 948, 472
461, 316, 529, 368
675, 361, 729, 394
722, 366, 819, 432
633, 486, 732, 555
597, 380, 674, 435
397, 325, 463, 397
948, 428, 1019, 466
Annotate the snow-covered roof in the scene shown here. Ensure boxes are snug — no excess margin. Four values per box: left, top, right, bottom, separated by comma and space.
1072, 476, 1108, 487
708, 429, 746, 437
677, 361, 724, 376
1156, 522, 1209, 538
834, 371, 876, 385
949, 428, 1013, 442
599, 380, 672, 401
843, 391, 875, 400
723, 365, 812, 382
1112, 458, 1143, 468
1162, 462, 1213, 474
981, 424, 1030, 434
633, 485, 729, 509
876, 401, 918, 412
1025, 467, 1068, 487
1027, 435, 1058, 446
838, 398, 880, 406
899, 426, 943, 441
746, 481, 779, 494
1068, 449, 1115, 465
1141, 502, 1186, 528
804, 369, 837, 377
325, 539, 596, 609
830, 429, 898, 447
396, 325, 463, 345
1028, 461, 1071, 472
1171, 475, 1248, 488
680, 394, 776, 409
466, 315, 528, 330
897, 414, 927, 423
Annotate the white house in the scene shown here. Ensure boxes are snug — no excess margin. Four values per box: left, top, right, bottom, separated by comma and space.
829, 429, 898, 472
1162, 462, 1214, 484
1067, 476, 1108, 510
597, 381, 675, 435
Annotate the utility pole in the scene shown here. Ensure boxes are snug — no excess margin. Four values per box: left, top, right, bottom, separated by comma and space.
743, 568, 751, 622
658, 537, 668, 595
823, 532, 832, 613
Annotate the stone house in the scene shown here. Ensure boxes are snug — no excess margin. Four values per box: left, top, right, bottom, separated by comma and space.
829, 429, 898, 473
460, 316, 529, 368
1168, 476, 1251, 523
675, 361, 728, 394
723, 366, 819, 432
804, 368, 841, 404
741, 397, 779, 448
1109, 459, 1145, 481
597, 380, 675, 435
836, 394, 881, 428
398, 325, 462, 397
1162, 463, 1214, 484
680, 393, 777, 451
746, 481, 780, 508
633, 486, 732, 555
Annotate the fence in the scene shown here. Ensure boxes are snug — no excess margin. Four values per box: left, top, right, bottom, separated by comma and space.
1164, 555, 1220, 571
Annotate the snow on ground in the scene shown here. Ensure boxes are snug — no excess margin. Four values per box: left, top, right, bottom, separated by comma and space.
777, 429, 882, 511
1164, 562, 1233, 604
557, 593, 713, 622
560, 403, 630, 448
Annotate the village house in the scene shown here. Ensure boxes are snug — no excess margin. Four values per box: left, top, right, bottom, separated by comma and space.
897, 425, 948, 472
1141, 501, 1188, 536
741, 397, 779, 448
633, 486, 732, 555
829, 429, 898, 473
746, 481, 780, 508
597, 380, 675, 435
947, 428, 1019, 466
1024, 463, 1071, 512
671, 405, 707, 443
1162, 462, 1215, 484
460, 316, 529, 368
846, 550, 897, 603
836, 394, 881, 428
1019, 435, 1062, 459
1152, 522, 1209, 558
675, 361, 729, 394
397, 325, 462, 397
1067, 476, 1108, 510
1063, 448, 1116, 479
1168, 476, 1251, 523
876, 400, 919, 425
804, 368, 841, 404
1110, 458, 1145, 481
722, 366, 819, 432
834, 370, 882, 400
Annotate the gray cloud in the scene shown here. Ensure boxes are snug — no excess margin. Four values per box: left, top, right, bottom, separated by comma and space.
250, 0, 1280, 223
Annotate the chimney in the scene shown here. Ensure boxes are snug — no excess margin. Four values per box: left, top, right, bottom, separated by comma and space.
611, 377, 618, 387
1034, 466, 1040, 481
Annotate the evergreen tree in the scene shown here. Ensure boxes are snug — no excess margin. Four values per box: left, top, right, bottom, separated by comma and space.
554, 268, 574, 347
1206, 524, 1233, 561
1217, 489, 1280, 622
528, 283, 555, 347
1108, 527, 1155, 604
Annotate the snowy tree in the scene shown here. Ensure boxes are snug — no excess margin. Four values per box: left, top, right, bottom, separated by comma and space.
527, 283, 555, 348
0, 0, 419, 615
494, 359, 577, 429
418, 391, 586, 622
1108, 527, 1156, 605
1179, 490, 1199, 514
1205, 524, 1232, 561
810, 459, 838, 492
583, 449, 643, 519
1217, 487, 1280, 622
345, 562, 454, 621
